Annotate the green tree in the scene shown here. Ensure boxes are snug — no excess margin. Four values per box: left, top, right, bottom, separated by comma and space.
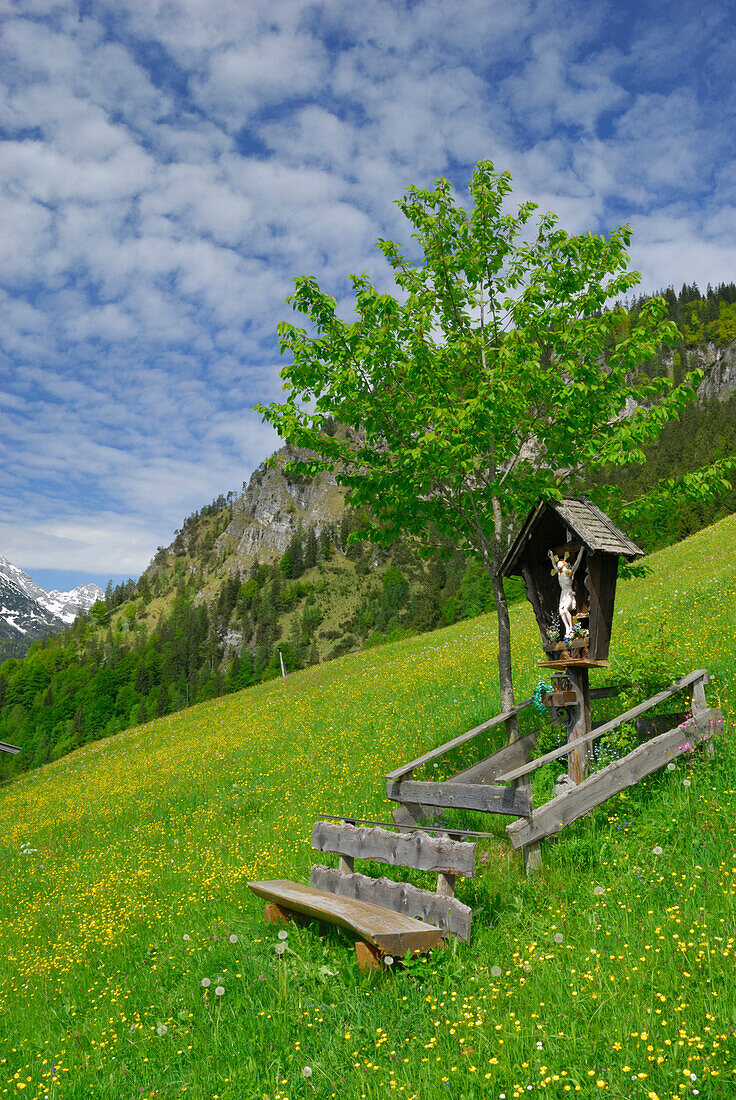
260, 159, 727, 719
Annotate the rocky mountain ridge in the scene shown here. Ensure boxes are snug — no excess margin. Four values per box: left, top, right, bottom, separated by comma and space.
0, 555, 103, 655
213, 446, 344, 565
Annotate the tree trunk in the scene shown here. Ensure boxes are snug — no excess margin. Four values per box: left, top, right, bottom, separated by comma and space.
487, 558, 543, 877
492, 574, 515, 713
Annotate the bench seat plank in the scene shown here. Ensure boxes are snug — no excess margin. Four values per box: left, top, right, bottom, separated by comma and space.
247, 879, 445, 954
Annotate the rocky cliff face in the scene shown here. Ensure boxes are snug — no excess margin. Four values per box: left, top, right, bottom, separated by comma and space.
214, 445, 345, 567
691, 342, 736, 402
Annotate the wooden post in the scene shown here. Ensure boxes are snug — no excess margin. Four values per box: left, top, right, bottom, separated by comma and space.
565, 666, 591, 785
436, 873, 456, 898
691, 674, 715, 757
505, 713, 542, 876
355, 941, 383, 971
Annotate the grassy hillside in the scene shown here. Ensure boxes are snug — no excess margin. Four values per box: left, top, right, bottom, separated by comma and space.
2, 516, 736, 1098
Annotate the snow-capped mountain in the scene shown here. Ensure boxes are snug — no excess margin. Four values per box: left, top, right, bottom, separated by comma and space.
38, 582, 104, 624
0, 556, 104, 652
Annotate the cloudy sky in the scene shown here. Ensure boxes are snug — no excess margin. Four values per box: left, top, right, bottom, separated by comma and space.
1, 0, 734, 590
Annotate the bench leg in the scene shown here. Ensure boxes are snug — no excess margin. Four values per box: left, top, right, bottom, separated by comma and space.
264, 902, 298, 925
355, 941, 383, 972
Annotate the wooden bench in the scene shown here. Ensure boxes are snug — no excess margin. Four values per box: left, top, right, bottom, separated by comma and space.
247, 821, 476, 969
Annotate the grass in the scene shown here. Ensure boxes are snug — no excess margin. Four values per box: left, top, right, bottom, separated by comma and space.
2, 515, 736, 1099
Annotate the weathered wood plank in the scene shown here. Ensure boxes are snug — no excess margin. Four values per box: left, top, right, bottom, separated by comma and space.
635, 713, 688, 738
309, 866, 472, 943
384, 698, 533, 782
387, 779, 530, 817
589, 685, 625, 700
497, 669, 710, 784
389, 733, 538, 828
506, 709, 722, 849
0, 741, 20, 755
446, 730, 538, 786
311, 822, 476, 877
248, 879, 446, 954
319, 813, 498, 838
391, 802, 434, 828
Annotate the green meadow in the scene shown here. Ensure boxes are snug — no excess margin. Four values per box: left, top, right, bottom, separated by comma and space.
2, 516, 736, 1100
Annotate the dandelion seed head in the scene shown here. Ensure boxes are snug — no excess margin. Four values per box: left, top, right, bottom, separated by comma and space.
157, 1024, 167, 1036
652, 846, 663, 856
491, 965, 502, 977
594, 886, 605, 896
200, 977, 210, 988
302, 1067, 313, 1079
275, 942, 286, 955
667, 762, 676, 771
229, 934, 238, 943
277, 929, 288, 940
183, 934, 190, 941
683, 779, 691, 787
384, 955, 394, 967
553, 932, 564, 944
215, 986, 225, 996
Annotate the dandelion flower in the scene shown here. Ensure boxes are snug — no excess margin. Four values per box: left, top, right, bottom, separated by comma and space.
652, 846, 663, 856
200, 977, 210, 988
594, 886, 605, 896
215, 986, 225, 996
157, 1024, 167, 1036
553, 933, 564, 944
229, 934, 238, 943
491, 966, 502, 977
302, 1067, 313, 1079
277, 929, 288, 940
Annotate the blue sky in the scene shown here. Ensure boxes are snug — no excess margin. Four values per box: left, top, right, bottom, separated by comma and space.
1, 0, 735, 590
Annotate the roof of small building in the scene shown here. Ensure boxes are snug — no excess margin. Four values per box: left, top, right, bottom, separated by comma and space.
500, 495, 643, 576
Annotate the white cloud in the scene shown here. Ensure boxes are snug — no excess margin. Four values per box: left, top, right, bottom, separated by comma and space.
0, 0, 734, 577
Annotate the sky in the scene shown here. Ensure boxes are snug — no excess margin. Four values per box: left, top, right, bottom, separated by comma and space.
1, 0, 735, 591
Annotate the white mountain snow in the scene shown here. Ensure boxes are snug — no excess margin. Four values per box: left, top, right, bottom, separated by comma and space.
38, 582, 105, 625
0, 556, 104, 648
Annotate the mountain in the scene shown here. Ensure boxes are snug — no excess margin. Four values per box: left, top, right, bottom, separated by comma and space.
3, 295, 736, 778
39, 583, 105, 624
0, 556, 103, 656
0, 568, 64, 645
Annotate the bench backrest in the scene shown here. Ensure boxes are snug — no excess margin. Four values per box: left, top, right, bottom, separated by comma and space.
310, 821, 476, 943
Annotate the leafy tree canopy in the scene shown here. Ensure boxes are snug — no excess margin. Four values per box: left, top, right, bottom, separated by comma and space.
260, 160, 726, 706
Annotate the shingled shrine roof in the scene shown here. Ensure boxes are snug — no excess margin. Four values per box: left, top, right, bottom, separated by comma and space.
500, 495, 643, 576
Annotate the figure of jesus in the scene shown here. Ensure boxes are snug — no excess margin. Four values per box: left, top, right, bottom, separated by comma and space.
548, 546, 585, 638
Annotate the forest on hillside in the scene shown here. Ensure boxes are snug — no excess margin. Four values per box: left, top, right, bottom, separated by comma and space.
2, 281, 736, 781
0, 509, 523, 779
